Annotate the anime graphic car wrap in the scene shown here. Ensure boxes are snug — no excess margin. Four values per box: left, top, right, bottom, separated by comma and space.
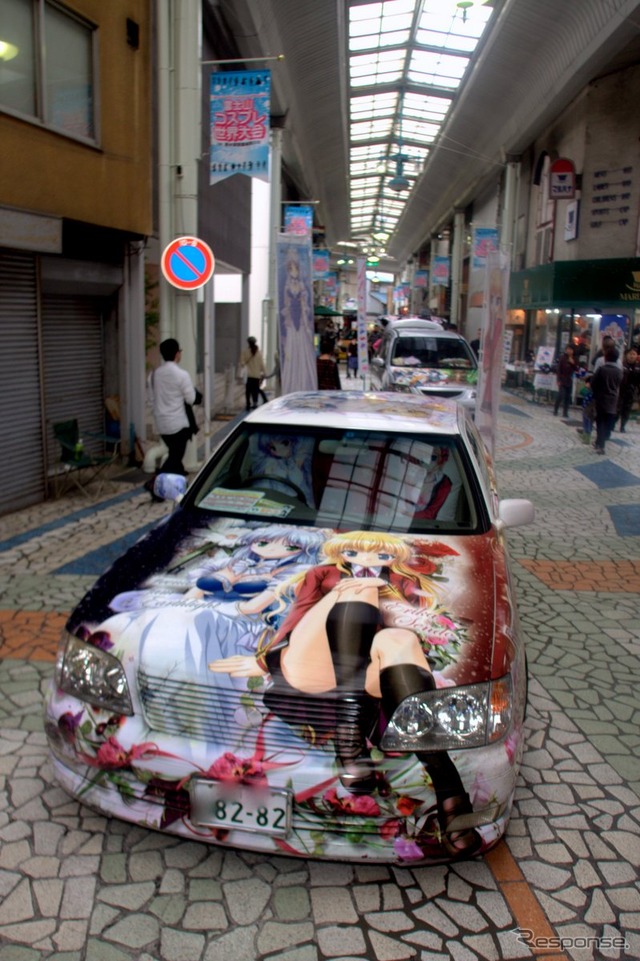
44, 509, 526, 865
388, 366, 478, 390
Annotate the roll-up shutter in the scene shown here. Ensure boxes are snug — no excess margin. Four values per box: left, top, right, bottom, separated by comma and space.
0, 251, 44, 514
42, 296, 105, 465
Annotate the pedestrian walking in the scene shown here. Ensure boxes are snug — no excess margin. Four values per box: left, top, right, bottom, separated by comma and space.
239, 336, 267, 410
617, 346, 640, 432
577, 374, 595, 444
316, 337, 342, 389
147, 338, 196, 477
591, 345, 623, 454
346, 341, 359, 378
553, 344, 577, 417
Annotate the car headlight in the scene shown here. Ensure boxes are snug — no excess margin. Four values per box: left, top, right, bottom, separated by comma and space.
380, 676, 511, 752
55, 633, 133, 714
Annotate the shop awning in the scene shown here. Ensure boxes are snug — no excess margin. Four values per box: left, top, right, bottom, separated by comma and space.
509, 258, 640, 310
314, 305, 343, 316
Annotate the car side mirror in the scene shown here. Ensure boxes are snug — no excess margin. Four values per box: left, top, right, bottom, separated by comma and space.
496, 498, 534, 530
372, 356, 384, 367
154, 473, 187, 503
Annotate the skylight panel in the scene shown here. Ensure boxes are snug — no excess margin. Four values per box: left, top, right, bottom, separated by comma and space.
409, 50, 468, 87
350, 50, 405, 86
344, 0, 497, 255
403, 92, 450, 121
351, 119, 393, 142
419, 4, 491, 40
350, 93, 397, 120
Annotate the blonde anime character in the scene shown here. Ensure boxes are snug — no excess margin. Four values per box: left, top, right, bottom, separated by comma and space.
209, 530, 480, 857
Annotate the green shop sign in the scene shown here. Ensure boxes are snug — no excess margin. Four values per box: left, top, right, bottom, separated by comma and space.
509, 259, 640, 309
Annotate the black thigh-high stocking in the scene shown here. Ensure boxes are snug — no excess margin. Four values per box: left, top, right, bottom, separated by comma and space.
380, 663, 481, 857
325, 601, 381, 793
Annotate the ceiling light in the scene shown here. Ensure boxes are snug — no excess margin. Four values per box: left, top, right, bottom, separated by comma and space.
456, 0, 490, 22
388, 173, 411, 192
0, 39, 18, 61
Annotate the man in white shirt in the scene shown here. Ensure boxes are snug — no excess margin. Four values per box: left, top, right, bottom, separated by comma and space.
148, 338, 196, 475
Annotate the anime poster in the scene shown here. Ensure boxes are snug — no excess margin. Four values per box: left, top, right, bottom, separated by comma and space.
356, 256, 370, 382
475, 248, 510, 456
45, 504, 523, 864
210, 70, 270, 184
284, 205, 314, 237
276, 234, 318, 393
313, 249, 331, 280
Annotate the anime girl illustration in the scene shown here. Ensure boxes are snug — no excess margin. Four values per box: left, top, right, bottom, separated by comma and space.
278, 241, 318, 393
188, 524, 325, 614
248, 434, 315, 505
209, 529, 480, 857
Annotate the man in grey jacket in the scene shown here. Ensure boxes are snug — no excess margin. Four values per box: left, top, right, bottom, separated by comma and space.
591, 346, 623, 455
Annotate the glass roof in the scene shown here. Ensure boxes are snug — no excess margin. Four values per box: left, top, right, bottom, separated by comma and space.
346, 0, 495, 258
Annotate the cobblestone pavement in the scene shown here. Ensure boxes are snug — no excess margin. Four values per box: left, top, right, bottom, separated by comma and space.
1, 390, 639, 961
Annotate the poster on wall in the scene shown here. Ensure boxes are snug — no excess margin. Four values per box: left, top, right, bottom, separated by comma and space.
210, 70, 271, 184
276, 234, 318, 393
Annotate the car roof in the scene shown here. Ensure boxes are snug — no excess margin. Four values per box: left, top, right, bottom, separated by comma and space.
244, 390, 462, 435
387, 318, 463, 338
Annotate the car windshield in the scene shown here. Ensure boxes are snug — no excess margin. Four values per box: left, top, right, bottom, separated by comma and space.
391, 336, 475, 370
188, 424, 482, 534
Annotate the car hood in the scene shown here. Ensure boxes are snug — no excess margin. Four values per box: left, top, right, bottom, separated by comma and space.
68, 511, 514, 690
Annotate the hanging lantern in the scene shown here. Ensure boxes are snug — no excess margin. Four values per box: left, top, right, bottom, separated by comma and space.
456, 0, 490, 22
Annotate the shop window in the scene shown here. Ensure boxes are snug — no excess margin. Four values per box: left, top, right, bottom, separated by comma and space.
0, 0, 97, 143
534, 154, 555, 265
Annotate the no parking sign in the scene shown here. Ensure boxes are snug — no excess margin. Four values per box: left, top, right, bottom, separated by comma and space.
161, 236, 215, 290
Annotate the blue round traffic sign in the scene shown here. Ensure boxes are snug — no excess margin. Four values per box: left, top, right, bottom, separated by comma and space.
161, 236, 215, 290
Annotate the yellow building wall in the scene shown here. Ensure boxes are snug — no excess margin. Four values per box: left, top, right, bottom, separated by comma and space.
0, 0, 153, 237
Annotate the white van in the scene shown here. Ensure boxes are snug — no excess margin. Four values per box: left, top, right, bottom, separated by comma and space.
370, 318, 478, 413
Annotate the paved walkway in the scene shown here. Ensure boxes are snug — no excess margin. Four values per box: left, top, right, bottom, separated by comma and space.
0, 388, 639, 961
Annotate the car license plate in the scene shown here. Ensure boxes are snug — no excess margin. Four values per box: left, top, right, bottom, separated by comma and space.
189, 779, 291, 836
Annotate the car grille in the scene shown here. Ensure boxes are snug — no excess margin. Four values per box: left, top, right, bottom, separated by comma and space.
138, 669, 338, 753
137, 670, 398, 836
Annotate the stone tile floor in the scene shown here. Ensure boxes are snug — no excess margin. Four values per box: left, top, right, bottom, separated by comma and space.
0, 391, 639, 961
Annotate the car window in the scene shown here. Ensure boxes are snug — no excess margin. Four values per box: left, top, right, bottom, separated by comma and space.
461, 418, 498, 514
391, 336, 475, 369
188, 425, 481, 535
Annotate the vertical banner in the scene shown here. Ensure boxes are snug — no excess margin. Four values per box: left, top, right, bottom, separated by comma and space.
471, 226, 499, 269
284, 205, 314, 237
210, 70, 270, 184
432, 256, 450, 287
475, 248, 510, 457
414, 269, 429, 289
468, 225, 499, 310
356, 256, 369, 386
325, 271, 338, 303
313, 249, 330, 280
277, 234, 318, 393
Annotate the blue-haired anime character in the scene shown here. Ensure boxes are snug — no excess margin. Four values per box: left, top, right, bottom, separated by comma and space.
126, 525, 329, 743
248, 433, 316, 505
189, 524, 327, 611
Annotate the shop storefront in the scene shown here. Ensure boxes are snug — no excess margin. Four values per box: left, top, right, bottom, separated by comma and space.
509, 259, 640, 362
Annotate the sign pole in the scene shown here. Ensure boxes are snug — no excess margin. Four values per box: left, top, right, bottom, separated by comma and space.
203, 277, 214, 462
161, 236, 216, 469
